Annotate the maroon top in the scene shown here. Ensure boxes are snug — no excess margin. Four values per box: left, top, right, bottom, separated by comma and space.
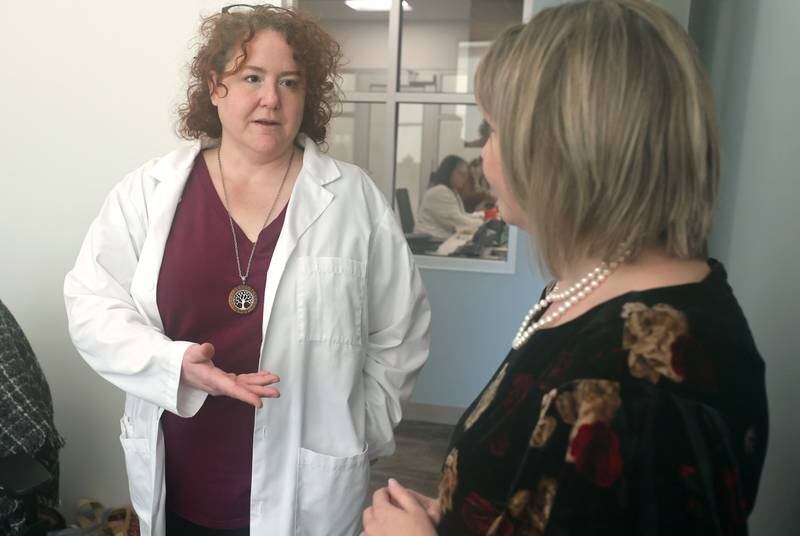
157, 154, 286, 529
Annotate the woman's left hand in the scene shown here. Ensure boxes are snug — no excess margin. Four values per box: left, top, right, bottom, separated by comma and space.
361, 479, 438, 536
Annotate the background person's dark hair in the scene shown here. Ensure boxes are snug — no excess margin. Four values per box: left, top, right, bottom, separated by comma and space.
478, 120, 491, 145
429, 155, 467, 189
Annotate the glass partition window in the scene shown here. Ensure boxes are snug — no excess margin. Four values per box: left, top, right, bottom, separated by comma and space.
295, 0, 389, 92
395, 103, 507, 261
400, 0, 523, 94
326, 102, 389, 197
290, 0, 530, 273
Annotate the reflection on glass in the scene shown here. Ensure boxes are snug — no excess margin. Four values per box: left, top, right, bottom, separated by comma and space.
326, 103, 389, 199
295, 0, 389, 92
400, 0, 523, 93
394, 104, 507, 260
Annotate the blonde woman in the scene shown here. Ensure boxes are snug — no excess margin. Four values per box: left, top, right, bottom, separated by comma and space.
362, 1, 767, 535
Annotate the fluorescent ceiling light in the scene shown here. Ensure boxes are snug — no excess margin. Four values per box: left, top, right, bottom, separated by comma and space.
345, 0, 412, 11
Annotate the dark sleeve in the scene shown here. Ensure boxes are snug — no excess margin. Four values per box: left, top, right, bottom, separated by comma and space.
0, 300, 63, 506
0, 300, 55, 422
489, 378, 756, 536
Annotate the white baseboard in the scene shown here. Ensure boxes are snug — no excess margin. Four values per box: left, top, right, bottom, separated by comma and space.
401, 401, 466, 426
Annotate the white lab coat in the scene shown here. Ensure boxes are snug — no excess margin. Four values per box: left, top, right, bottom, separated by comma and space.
64, 137, 431, 536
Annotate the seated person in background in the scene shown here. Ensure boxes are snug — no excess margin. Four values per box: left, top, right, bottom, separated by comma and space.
415, 155, 484, 241
0, 299, 64, 536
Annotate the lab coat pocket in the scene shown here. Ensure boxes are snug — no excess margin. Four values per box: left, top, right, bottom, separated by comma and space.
295, 444, 370, 536
119, 416, 152, 523
297, 256, 365, 347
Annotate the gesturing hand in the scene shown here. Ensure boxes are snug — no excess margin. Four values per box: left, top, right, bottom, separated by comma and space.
361, 479, 438, 536
181, 343, 280, 408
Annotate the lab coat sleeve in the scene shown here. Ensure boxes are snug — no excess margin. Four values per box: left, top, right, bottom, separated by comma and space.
363, 205, 432, 459
64, 172, 207, 417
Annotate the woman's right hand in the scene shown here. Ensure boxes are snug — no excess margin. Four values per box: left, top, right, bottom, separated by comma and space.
405, 487, 441, 526
181, 342, 280, 408
361, 480, 440, 536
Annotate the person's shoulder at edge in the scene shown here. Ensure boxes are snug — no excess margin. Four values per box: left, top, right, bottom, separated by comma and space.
539, 260, 761, 365
613, 259, 755, 341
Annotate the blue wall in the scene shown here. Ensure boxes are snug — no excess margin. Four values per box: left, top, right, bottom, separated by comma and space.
411, 235, 546, 408
691, 1, 800, 533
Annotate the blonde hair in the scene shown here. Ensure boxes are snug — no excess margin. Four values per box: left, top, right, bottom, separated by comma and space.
475, 0, 719, 277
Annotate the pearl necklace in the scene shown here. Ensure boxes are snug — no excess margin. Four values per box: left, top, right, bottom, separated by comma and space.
512, 249, 631, 350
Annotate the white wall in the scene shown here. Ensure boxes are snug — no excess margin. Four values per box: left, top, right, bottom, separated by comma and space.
0, 0, 235, 517
690, 1, 800, 533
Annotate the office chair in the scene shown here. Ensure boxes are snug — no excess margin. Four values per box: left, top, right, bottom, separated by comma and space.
394, 188, 440, 253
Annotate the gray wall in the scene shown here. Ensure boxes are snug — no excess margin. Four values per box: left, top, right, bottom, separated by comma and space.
691, 1, 800, 533
413, 237, 545, 408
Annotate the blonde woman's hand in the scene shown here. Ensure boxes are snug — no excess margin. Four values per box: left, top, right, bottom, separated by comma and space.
181, 342, 280, 408
361, 479, 438, 536
406, 488, 441, 526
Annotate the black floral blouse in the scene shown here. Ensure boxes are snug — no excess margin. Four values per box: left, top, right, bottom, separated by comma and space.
437, 261, 768, 535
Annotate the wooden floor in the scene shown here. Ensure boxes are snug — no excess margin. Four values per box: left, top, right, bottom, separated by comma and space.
368, 420, 455, 498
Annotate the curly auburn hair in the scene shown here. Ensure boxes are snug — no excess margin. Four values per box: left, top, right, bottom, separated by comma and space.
177, 5, 342, 144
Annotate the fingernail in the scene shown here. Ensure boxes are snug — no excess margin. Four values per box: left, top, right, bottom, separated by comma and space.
388, 478, 398, 486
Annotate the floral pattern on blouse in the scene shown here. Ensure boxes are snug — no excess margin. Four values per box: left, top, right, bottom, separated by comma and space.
622, 302, 688, 383
436, 261, 768, 536
480, 477, 559, 536
563, 380, 622, 487
438, 448, 460, 515
464, 363, 508, 431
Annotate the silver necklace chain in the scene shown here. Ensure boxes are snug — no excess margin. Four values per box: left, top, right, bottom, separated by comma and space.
217, 146, 294, 285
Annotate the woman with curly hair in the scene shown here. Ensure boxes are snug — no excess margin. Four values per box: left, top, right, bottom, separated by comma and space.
363, 1, 767, 535
64, 5, 430, 535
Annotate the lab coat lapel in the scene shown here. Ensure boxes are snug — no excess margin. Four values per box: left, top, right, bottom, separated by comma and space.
258, 140, 339, 344
131, 144, 200, 331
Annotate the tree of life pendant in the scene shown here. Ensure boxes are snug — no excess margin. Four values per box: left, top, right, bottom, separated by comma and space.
228, 284, 257, 314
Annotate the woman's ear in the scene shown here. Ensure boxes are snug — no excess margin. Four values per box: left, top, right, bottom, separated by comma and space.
208, 72, 219, 106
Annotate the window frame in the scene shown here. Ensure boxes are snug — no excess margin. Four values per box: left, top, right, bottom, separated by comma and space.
285, 0, 535, 274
